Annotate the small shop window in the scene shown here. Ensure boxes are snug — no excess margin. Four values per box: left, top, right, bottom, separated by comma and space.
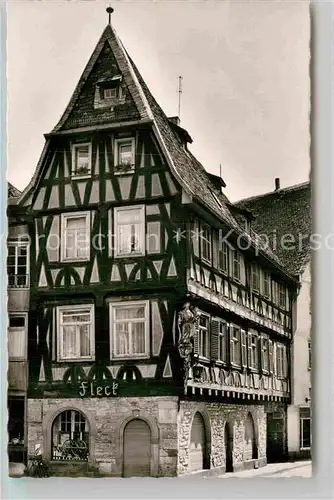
52, 410, 89, 461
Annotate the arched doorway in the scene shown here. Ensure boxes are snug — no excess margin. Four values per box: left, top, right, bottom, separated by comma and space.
224, 423, 233, 472
123, 419, 151, 477
245, 413, 258, 460
189, 412, 208, 472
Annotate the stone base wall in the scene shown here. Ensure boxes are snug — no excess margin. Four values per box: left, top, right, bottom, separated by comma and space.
177, 401, 267, 476
27, 396, 179, 477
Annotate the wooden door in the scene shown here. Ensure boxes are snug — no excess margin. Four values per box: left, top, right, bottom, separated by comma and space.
189, 412, 206, 472
123, 419, 151, 477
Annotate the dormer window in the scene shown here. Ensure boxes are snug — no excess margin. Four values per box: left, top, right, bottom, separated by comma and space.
72, 143, 92, 178
94, 75, 123, 110
114, 138, 135, 174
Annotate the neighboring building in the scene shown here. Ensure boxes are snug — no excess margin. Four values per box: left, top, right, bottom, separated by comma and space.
7, 182, 30, 465
13, 20, 300, 477
235, 180, 312, 461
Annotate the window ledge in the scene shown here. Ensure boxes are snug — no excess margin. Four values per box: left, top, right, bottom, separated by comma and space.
71, 174, 92, 180
111, 355, 149, 361
57, 358, 95, 363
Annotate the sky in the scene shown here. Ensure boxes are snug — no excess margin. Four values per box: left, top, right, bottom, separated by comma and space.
7, 0, 310, 202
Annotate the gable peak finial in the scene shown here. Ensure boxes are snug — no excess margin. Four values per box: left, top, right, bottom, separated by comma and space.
106, 6, 114, 25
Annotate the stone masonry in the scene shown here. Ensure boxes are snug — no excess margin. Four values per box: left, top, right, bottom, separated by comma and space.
177, 401, 267, 475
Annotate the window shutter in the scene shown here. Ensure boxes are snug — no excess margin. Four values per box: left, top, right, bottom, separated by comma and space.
241, 330, 247, 368
247, 331, 252, 368
210, 319, 219, 361
283, 345, 288, 378
260, 336, 264, 371
229, 325, 234, 364
212, 232, 218, 268
269, 340, 273, 373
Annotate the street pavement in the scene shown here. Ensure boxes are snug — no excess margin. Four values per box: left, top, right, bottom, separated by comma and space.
218, 460, 312, 478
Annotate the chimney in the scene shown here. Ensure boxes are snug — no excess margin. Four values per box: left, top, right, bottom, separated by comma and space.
168, 116, 180, 126
275, 178, 280, 191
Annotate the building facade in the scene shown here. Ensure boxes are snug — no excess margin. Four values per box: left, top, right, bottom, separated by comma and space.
11, 21, 299, 477
236, 180, 312, 460
7, 182, 30, 466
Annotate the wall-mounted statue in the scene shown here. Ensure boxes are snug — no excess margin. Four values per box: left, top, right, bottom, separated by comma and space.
177, 302, 199, 394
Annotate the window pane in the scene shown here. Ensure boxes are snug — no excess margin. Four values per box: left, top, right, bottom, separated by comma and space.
62, 326, 77, 358
79, 324, 90, 356
147, 221, 161, 254
132, 322, 145, 354
115, 322, 130, 355
115, 305, 145, 320
118, 143, 133, 166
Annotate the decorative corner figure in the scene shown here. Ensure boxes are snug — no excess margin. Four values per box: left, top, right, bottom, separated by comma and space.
177, 302, 199, 394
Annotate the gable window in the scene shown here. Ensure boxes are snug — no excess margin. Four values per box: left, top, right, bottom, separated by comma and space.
115, 205, 145, 257
251, 264, 260, 293
8, 315, 27, 359
230, 326, 241, 366
72, 143, 92, 177
218, 321, 228, 363
200, 223, 212, 264
7, 240, 29, 288
103, 87, 117, 99
299, 408, 311, 450
248, 332, 258, 370
263, 271, 271, 298
52, 410, 89, 461
61, 212, 90, 262
57, 305, 95, 362
218, 241, 229, 274
114, 138, 135, 173
232, 250, 241, 281
198, 315, 210, 358
109, 301, 149, 359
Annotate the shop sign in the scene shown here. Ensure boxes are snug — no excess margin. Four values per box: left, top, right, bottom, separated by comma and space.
78, 381, 118, 398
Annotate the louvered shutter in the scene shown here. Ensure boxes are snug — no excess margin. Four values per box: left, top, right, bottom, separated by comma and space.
229, 325, 234, 364
241, 330, 247, 368
283, 345, 288, 378
210, 318, 219, 361
247, 331, 253, 368
260, 335, 264, 371
269, 340, 274, 373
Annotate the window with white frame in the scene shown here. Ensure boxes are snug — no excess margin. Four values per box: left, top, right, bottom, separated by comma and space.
115, 205, 145, 257
231, 326, 241, 366
114, 138, 135, 172
232, 250, 241, 281
8, 315, 27, 359
218, 241, 229, 274
198, 315, 210, 358
57, 305, 95, 361
218, 321, 228, 363
200, 223, 212, 264
263, 271, 271, 298
72, 143, 92, 177
7, 240, 29, 288
109, 301, 149, 359
61, 212, 90, 261
299, 408, 311, 450
248, 332, 258, 369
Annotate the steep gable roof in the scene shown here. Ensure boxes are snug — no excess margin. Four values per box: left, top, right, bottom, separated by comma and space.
17, 22, 297, 282
235, 182, 312, 275
8, 182, 21, 199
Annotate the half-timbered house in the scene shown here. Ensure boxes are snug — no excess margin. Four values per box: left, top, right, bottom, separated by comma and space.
236, 180, 312, 462
7, 182, 30, 467
14, 18, 299, 477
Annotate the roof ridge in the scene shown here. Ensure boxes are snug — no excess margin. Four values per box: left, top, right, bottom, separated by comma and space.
235, 180, 310, 205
